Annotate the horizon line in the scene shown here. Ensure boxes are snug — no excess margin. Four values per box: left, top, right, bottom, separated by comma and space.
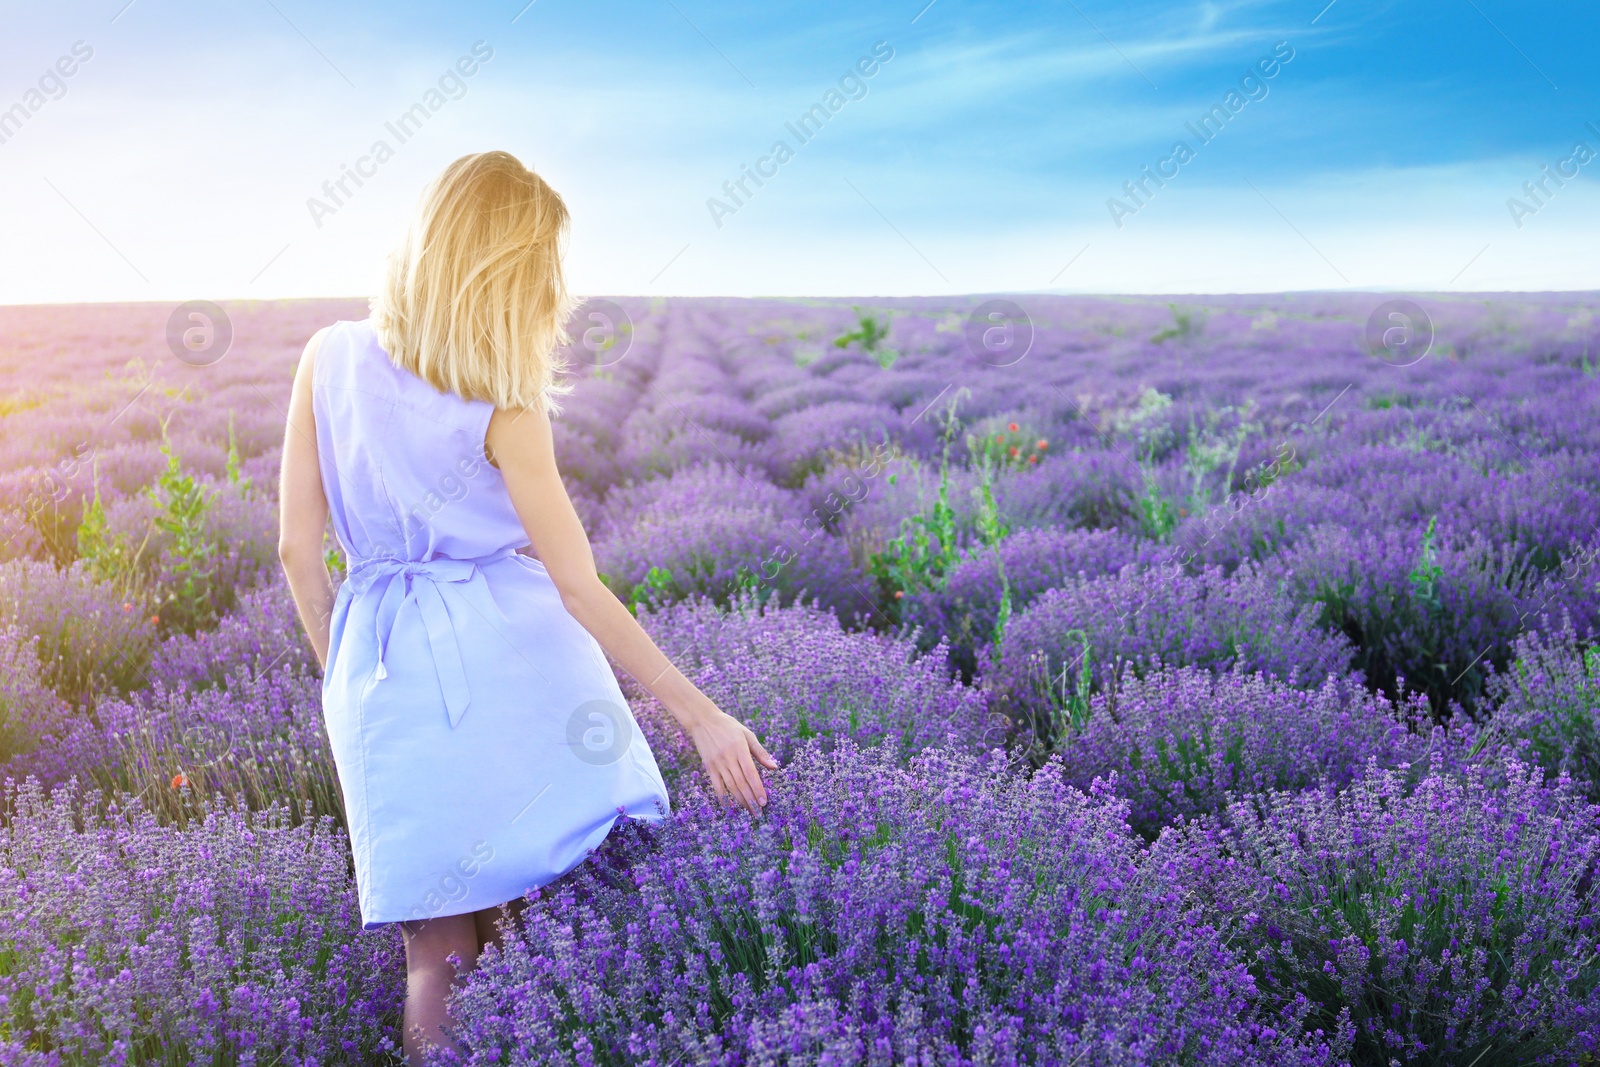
5, 287, 1600, 311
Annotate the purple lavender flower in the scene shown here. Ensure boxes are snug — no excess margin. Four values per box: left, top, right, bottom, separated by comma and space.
767, 400, 898, 485
992, 448, 1144, 533
3, 294, 1600, 1063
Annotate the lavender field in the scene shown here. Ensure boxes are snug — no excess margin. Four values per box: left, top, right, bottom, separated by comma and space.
2, 293, 1598, 1065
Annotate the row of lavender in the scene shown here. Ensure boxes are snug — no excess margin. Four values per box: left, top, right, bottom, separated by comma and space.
0, 295, 1597, 1064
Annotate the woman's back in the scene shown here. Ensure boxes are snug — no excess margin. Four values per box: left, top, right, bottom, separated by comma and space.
312, 317, 527, 566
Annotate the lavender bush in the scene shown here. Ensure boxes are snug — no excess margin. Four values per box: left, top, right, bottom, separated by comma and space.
146, 578, 319, 695
767, 400, 898, 485
1480, 619, 1600, 800
1270, 523, 1572, 716
595, 464, 871, 619
1055, 665, 1454, 835
902, 526, 1162, 675
0, 624, 71, 776
0, 557, 158, 705
990, 448, 1144, 533
632, 596, 1006, 784
1160, 761, 1600, 1065
44, 662, 342, 826
0, 777, 404, 1064
984, 562, 1353, 739
441, 742, 1342, 1066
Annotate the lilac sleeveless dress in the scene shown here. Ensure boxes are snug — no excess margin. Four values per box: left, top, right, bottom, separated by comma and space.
312, 318, 670, 930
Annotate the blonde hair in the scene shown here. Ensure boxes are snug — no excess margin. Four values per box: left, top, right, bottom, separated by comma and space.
370, 151, 575, 411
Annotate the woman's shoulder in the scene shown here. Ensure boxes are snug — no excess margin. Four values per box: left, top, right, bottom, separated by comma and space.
320, 317, 378, 351
328, 319, 492, 432
311, 319, 384, 382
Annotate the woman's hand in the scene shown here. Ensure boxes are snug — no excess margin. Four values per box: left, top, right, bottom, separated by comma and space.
686, 704, 779, 815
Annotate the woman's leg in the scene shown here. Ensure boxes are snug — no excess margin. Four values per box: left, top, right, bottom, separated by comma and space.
400, 914, 480, 1064
473, 897, 528, 953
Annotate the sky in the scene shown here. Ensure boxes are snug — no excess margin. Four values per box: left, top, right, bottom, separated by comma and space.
0, 0, 1596, 302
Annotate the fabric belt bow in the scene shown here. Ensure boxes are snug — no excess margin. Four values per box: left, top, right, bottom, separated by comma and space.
346, 551, 513, 728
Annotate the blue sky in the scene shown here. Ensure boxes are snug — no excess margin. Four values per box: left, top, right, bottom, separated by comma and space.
1, 0, 1596, 301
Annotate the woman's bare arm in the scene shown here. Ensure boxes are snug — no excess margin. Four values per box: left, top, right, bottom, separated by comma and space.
486, 403, 777, 813
277, 327, 336, 669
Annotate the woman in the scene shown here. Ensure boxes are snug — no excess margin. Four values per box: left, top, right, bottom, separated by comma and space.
276, 150, 776, 1062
